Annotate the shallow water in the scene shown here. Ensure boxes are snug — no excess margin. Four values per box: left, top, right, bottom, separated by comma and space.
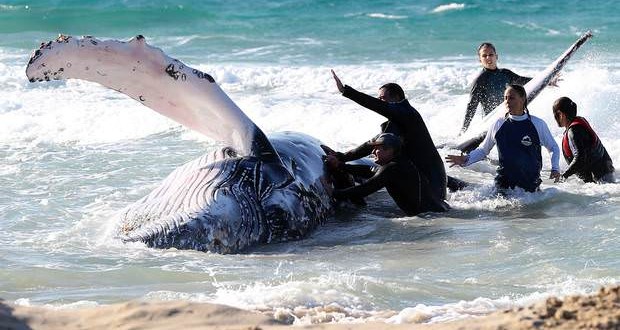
1, 0, 620, 325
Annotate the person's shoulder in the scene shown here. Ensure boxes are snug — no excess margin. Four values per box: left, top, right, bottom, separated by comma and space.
567, 122, 590, 136
472, 69, 487, 81
498, 68, 517, 75
492, 115, 508, 125
489, 115, 508, 132
529, 115, 554, 134
529, 115, 548, 126
376, 161, 399, 176
387, 157, 412, 168
389, 158, 418, 175
394, 100, 421, 115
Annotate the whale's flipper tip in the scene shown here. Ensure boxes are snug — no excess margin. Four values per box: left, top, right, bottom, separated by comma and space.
129, 35, 147, 46
56, 34, 72, 43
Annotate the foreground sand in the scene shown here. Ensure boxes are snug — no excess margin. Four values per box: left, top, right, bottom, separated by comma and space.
2, 286, 619, 330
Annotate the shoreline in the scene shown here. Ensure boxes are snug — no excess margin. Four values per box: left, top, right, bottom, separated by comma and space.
2, 286, 619, 330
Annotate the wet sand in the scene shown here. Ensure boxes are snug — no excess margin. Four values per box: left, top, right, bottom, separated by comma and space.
2, 286, 619, 330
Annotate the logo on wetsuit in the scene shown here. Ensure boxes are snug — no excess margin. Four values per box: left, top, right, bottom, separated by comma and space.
521, 135, 533, 146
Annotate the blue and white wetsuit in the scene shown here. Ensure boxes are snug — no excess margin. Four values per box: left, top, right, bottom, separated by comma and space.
464, 113, 560, 192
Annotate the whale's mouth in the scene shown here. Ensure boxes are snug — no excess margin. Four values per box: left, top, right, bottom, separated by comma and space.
115, 150, 273, 254
119, 209, 261, 254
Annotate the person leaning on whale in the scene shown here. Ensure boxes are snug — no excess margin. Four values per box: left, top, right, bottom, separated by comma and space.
326, 133, 448, 215
325, 70, 451, 210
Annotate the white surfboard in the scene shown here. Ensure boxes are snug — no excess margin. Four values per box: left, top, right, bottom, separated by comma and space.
453, 31, 593, 153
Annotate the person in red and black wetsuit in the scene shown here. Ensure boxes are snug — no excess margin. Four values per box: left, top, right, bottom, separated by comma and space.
552, 97, 615, 183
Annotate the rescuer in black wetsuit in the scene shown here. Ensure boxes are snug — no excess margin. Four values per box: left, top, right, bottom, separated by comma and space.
461, 42, 532, 134
552, 96, 615, 183
328, 133, 448, 216
328, 70, 449, 205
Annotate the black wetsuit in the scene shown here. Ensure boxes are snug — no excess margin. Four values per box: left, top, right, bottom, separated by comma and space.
333, 157, 448, 216
462, 68, 531, 132
562, 117, 615, 183
338, 85, 448, 202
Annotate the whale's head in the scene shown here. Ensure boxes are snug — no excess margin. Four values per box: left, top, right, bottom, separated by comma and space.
117, 148, 273, 253
117, 136, 332, 254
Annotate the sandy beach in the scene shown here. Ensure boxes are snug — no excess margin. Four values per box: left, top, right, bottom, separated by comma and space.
2, 285, 619, 330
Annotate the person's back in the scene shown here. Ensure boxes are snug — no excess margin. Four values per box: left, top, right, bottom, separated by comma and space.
563, 121, 614, 182
552, 97, 615, 183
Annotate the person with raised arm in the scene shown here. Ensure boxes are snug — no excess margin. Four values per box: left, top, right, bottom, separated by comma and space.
325, 70, 450, 208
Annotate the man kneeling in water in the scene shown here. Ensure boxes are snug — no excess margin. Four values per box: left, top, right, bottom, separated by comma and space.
552, 96, 615, 183
325, 133, 448, 216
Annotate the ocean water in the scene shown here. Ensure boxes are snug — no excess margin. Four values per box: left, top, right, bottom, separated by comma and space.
1, 0, 620, 325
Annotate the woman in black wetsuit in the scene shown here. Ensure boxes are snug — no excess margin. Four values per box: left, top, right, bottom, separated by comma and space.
461, 42, 532, 134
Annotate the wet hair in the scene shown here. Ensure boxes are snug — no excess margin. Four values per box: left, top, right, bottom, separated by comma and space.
505, 84, 528, 112
553, 96, 577, 120
370, 132, 402, 154
379, 83, 405, 102
478, 42, 497, 54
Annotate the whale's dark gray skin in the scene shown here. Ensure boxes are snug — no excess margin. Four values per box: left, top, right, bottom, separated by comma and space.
26, 35, 333, 253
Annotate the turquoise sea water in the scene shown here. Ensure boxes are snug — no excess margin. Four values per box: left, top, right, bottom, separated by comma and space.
1, 0, 620, 326
3, 1, 620, 61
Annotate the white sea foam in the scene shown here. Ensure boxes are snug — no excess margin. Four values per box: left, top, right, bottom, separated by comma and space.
0, 4, 26, 11
431, 3, 466, 14
366, 13, 407, 19
134, 275, 620, 326
4, 50, 618, 162
501, 21, 562, 36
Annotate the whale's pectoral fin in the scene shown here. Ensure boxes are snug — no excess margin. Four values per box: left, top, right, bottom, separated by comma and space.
454, 132, 486, 154
447, 176, 468, 192
25, 35, 281, 164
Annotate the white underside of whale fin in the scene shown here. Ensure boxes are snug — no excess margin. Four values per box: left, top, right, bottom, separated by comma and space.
26, 35, 264, 158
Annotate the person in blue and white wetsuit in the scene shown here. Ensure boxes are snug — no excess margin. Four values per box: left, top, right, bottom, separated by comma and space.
446, 84, 561, 192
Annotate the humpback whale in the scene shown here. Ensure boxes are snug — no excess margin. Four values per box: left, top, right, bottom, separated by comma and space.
26, 35, 333, 253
